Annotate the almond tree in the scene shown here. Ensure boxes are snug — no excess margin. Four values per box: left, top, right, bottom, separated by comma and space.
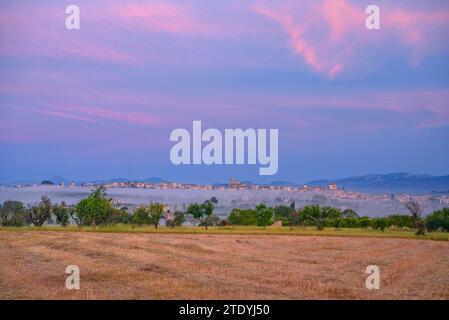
404, 199, 425, 235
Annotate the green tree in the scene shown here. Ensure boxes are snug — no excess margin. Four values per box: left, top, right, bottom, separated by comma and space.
385, 214, 414, 228
186, 201, 214, 229
27, 196, 53, 227
53, 201, 71, 227
287, 210, 303, 230
149, 203, 165, 229
74, 186, 112, 226
341, 209, 359, 219
302, 205, 340, 230
0, 200, 26, 227
108, 207, 131, 224
273, 205, 295, 225
166, 210, 185, 228
372, 218, 387, 232
228, 208, 256, 225
359, 216, 371, 228
425, 208, 449, 232
254, 204, 273, 229
132, 206, 151, 226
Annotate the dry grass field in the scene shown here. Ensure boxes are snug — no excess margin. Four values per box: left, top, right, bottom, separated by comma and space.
1, 230, 448, 299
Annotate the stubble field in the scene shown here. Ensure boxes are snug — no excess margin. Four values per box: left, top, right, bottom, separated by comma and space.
1, 230, 448, 299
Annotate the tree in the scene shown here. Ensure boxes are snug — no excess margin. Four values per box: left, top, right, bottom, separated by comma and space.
28, 196, 53, 227
53, 201, 71, 227
0, 200, 26, 227
148, 203, 165, 229
166, 210, 185, 228
209, 197, 218, 204
287, 210, 303, 230
404, 200, 425, 235
186, 201, 214, 229
228, 208, 256, 225
273, 205, 295, 225
132, 206, 151, 226
108, 207, 131, 224
425, 208, 449, 232
74, 186, 112, 226
254, 204, 273, 229
372, 218, 387, 232
302, 205, 340, 230
341, 209, 359, 219
40, 180, 54, 185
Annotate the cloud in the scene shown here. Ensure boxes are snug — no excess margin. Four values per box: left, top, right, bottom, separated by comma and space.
252, 0, 449, 77
111, 2, 213, 35
46, 105, 160, 127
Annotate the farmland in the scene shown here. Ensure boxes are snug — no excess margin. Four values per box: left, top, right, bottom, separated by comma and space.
1, 229, 448, 299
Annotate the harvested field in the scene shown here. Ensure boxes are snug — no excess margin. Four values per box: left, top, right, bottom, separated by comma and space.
0, 230, 448, 299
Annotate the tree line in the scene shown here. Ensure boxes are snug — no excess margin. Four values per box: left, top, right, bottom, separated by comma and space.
0, 186, 448, 234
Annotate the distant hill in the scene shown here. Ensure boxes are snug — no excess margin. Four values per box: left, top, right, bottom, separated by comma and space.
307, 172, 449, 193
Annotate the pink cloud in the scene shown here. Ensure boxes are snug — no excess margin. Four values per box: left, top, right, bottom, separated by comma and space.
51, 105, 160, 127
252, 0, 449, 77
111, 2, 212, 35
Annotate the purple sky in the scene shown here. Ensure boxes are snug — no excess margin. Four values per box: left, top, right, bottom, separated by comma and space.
1, 0, 449, 184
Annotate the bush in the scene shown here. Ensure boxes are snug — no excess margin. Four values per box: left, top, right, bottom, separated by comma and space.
425, 208, 449, 232
359, 217, 371, 228
340, 217, 361, 228
386, 214, 414, 228
53, 201, 71, 227
108, 207, 131, 224
371, 218, 388, 232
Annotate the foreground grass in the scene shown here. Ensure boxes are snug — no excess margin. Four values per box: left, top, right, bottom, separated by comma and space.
1, 225, 448, 241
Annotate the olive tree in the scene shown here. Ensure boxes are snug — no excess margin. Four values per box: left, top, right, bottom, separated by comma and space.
149, 203, 165, 229
28, 196, 53, 227
255, 204, 274, 229
186, 201, 214, 230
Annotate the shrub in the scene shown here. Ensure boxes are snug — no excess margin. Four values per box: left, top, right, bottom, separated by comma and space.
385, 214, 414, 228
425, 208, 449, 232
53, 201, 71, 227
371, 218, 388, 232
359, 217, 371, 228
108, 207, 131, 224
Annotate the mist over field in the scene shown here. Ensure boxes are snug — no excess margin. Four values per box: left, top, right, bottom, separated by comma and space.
1, 185, 447, 218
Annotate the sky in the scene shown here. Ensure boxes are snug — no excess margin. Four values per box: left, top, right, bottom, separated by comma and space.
0, 0, 449, 184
